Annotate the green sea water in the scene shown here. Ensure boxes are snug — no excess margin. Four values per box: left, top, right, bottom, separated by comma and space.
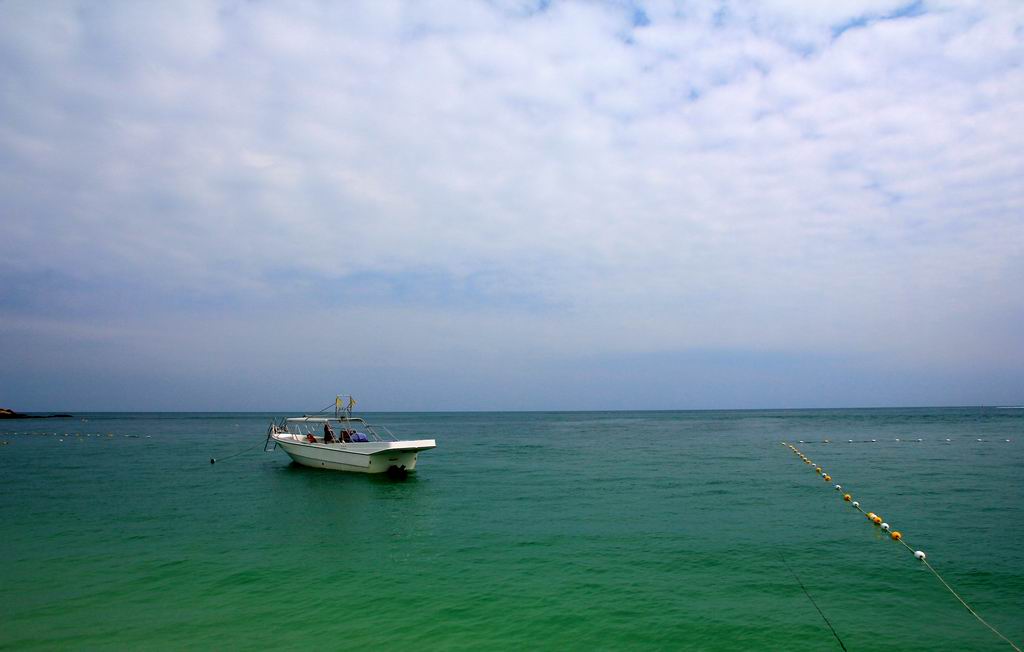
2, 408, 1023, 650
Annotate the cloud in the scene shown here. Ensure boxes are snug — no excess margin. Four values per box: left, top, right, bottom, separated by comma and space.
1, 0, 1022, 408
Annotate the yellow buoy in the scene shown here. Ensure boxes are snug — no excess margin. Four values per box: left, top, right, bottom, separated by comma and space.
867, 512, 876, 520
843, 494, 851, 502
873, 516, 882, 525
891, 531, 902, 540
824, 475, 831, 481
815, 467, 822, 473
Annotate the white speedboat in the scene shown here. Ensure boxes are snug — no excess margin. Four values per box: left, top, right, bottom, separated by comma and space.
264, 396, 435, 477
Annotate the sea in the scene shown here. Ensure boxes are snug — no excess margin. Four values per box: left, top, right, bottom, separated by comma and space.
2, 408, 1022, 650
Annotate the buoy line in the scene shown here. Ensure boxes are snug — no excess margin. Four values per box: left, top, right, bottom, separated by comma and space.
783, 442, 1022, 652
792, 438, 1012, 444
917, 553, 1022, 652
778, 551, 848, 651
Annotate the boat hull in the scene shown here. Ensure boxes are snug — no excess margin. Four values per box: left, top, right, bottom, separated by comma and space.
273, 436, 435, 474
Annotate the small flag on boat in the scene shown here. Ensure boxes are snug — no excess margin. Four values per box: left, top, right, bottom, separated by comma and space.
349, 397, 356, 410
336, 396, 342, 410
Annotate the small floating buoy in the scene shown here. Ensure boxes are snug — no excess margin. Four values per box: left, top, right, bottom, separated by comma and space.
896, 438, 901, 442
977, 439, 983, 442
824, 475, 831, 482
873, 516, 882, 525
946, 438, 951, 442
834, 484, 842, 490
848, 439, 853, 443
824, 439, 830, 443
881, 523, 890, 531
210, 458, 216, 464
852, 501, 860, 508
891, 531, 902, 540
816, 467, 822, 473
916, 438, 922, 442
914, 550, 926, 560
844, 494, 852, 502
867, 512, 876, 521
871, 439, 877, 442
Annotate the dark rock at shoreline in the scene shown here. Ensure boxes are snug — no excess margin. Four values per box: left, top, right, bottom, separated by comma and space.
0, 408, 73, 419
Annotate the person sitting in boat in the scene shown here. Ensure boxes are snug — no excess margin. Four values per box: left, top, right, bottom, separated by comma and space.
341, 429, 353, 443
323, 422, 337, 443
305, 433, 317, 443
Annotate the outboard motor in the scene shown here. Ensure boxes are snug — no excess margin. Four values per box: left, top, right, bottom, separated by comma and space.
386, 464, 408, 480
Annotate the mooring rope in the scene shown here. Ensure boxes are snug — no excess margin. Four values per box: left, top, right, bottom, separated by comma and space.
778, 551, 848, 651
784, 442, 1022, 652
209, 441, 262, 464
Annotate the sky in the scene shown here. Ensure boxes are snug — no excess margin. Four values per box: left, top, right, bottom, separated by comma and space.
1, 0, 1022, 411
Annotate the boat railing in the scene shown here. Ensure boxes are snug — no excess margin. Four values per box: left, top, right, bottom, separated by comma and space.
273, 416, 397, 443
371, 424, 399, 441
264, 418, 284, 452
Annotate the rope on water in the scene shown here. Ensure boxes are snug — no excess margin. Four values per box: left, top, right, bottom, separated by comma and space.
784, 441, 1022, 652
913, 547, 1022, 652
209, 441, 262, 465
778, 551, 848, 651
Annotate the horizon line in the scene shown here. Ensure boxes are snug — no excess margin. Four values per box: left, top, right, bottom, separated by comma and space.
8, 404, 1023, 415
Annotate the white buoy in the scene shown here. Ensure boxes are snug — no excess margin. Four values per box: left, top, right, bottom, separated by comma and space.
914, 550, 927, 560
895, 438, 900, 442
848, 439, 853, 443
917, 438, 922, 442
945, 438, 951, 442
853, 501, 860, 508
977, 438, 983, 442
881, 523, 890, 531
871, 439, 877, 442
835, 484, 842, 490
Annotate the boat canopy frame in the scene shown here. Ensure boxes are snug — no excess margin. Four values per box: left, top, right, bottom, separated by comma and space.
284, 416, 394, 440
268, 394, 399, 443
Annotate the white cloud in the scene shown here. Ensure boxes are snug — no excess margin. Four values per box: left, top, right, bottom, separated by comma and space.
1, 0, 1022, 407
